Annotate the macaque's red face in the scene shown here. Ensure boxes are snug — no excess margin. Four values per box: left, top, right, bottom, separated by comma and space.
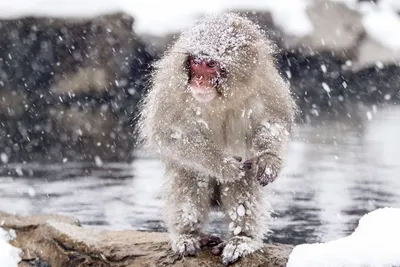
187, 55, 225, 103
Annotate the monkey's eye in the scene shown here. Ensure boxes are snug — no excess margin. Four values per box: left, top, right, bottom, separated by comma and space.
206, 60, 217, 68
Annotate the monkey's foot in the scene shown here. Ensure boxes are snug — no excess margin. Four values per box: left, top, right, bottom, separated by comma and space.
220, 236, 263, 266
173, 234, 222, 257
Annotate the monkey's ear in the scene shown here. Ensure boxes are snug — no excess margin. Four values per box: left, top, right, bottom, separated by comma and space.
253, 40, 276, 62
184, 56, 190, 69
259, 39, 278, 55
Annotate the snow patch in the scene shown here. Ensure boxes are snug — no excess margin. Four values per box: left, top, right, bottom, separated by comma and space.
0, 228, 21, 267
287, 208, 400, 267
362, 9, 400, 51
237, 205, 245, 217
233, 226, 242, 235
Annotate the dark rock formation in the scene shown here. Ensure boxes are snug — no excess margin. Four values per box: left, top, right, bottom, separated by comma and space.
0, 13, 154, 163
0, 211, 293, 267
276, 50, 400, 121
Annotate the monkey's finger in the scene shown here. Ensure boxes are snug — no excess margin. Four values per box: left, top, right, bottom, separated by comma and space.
268, 169, 279, 183
232, 156, 242, 162
259, 169, 278, 186
256, 161, 267, 181
259, 178, 270, 187
223, 255, 239, 266
243, 155, 262, 170
199, 235, 222, 247
211, 242, 225, 256
224, 259, 239, 266
242, 159, 253, 170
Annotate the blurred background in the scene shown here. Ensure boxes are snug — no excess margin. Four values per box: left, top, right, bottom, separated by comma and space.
0, 0, 399, 245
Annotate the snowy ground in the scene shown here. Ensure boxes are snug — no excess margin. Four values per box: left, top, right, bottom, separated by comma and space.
0, 0, 399, 50
287, 208, 400, 267
0, 228, 21, 267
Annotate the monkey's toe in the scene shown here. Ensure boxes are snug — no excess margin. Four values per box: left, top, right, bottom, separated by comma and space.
174, 234, 202, 256
211, 242, 225, 256
199, 235, 222, 247
221, 236, 262, 265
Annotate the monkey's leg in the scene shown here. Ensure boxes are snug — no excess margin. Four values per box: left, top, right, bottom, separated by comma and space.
165, 166, 214, 256
219, 178, 267, 265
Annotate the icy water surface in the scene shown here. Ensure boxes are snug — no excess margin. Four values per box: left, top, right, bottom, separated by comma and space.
1, 107, 400, 245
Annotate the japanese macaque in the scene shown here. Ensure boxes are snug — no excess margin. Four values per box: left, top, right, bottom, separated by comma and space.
138, 13, 296, 265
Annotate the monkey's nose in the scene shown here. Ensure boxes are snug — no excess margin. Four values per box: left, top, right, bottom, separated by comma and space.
191, 73, 214, 88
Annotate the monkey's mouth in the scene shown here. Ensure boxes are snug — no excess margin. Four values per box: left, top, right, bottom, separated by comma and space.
188, 85, 217, 103
186, 55, 225, 102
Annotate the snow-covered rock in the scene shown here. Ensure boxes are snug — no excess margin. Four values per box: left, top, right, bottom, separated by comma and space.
0, 228, 21, 267
284, 0, 364, 58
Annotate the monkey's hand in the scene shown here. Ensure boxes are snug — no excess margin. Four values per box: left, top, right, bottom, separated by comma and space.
220, 156, 246, 181
242, 152, 282, 186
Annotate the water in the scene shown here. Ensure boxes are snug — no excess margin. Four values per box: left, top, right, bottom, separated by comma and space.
1, 106, 400, 245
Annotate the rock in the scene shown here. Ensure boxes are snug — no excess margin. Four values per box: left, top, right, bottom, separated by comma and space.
276, 50, 351, 119
0, 13, 154, 163
353, 36, 400, 70
0, 211, 293, 267
249, 0, 364, 59
290, 0, 364, 59
140, 33, 178, 58
276, 49, 400, 120
0, 91, 27, 117
348, 63, 400, 104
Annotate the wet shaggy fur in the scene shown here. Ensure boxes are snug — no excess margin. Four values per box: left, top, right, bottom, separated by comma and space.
138, 13, 297, 265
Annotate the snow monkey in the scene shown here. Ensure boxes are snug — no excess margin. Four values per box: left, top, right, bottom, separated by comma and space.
138, 13, 296, 266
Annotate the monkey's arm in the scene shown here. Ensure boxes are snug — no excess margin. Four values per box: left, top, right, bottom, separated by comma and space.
245, 120, 291, 186
151, 124, 243, 179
